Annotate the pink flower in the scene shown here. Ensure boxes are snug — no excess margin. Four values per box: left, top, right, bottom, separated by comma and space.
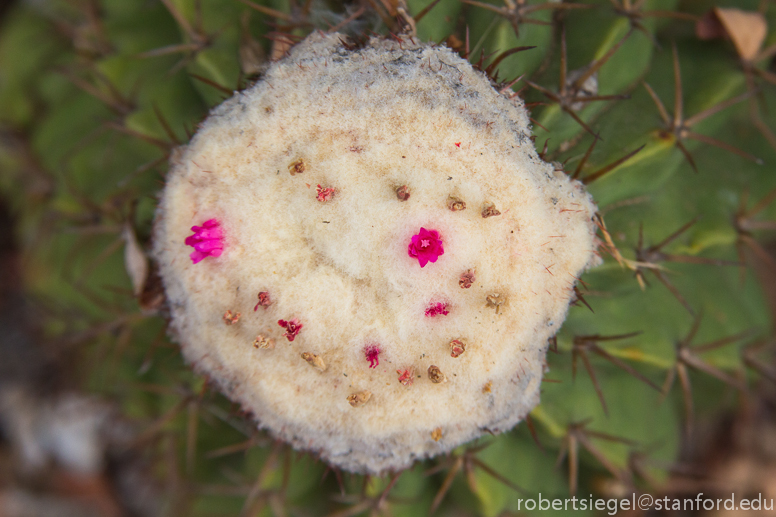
184, 219, 224, 264
316, 184, 336, 202
397, 368, 414, 387
364, 344, 381, 368
408, 227, 444, 267
278, 318, 303, 341
425, 302, 449, 317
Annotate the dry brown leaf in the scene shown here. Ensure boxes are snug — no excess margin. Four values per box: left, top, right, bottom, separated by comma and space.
716, 7, 767, 61
123, 223, 148, 297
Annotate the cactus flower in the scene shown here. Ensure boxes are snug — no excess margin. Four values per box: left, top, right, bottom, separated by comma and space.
184, 219, 223, 263
278, 319, 303, 342
408, 227, 444, 267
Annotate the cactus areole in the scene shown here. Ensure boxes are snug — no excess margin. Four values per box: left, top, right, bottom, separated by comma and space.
153, 33, 599, 474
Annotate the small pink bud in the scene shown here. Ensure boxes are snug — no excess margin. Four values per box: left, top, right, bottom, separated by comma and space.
364, 344, 381, 368
223, 310, 240, 325
397, 368, 414, 387
253, 335, 274, 349
396, 185, 410, 201
254, 291, 271, 311
459, 269, 475, 288
450, 339, 466, 358
278, 318, 303, 341
184, 219, 224, 264
316, 184, 336, 202
425, 302, 449, 317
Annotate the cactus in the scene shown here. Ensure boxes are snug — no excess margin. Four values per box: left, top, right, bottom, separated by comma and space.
153, 32, 599, 474
0, 0, 774, 515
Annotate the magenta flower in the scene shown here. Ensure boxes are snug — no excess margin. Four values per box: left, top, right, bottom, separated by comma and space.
364, 344, 381, 368
425, 302, 450, 317
278, 318, 303, 341
184, 219, 224, 264
408, 227, 444, 267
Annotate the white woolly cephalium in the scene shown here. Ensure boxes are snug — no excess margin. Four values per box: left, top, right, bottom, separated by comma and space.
153, 33, 598, 474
